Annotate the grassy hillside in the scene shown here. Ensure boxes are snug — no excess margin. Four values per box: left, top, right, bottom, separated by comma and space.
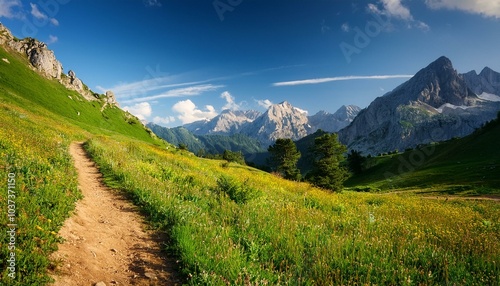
85, 135, 500, 285
0, 44, 164, 285
345, 115, 500, 194
0, 46, 157, 143
0, 42, 499, 285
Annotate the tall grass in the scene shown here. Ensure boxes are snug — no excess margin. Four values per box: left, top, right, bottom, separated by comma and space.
0, 42, 165, 284
0, 104, 81, 285
85, 136, 500, 285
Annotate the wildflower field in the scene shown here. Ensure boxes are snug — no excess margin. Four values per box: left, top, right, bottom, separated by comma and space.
85, 136, 499, 285
0, 103, 81, 284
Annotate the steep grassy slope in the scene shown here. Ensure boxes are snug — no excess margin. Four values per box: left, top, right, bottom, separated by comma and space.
0, 46, 156, 143
0, 44, 164, 285
0, 101, 81, 284
345, 115, 500, 193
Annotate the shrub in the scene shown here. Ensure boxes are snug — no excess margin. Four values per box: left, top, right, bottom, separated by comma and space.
213, 175, 260, 204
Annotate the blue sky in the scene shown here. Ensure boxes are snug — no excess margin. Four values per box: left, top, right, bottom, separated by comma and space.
1, 0, 500, 127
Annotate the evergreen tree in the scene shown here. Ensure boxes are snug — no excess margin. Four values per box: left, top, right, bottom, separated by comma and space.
268, 138, 301, 181
347, 149, 366, 175
222, 149, 246, 165
307, 133, 347, 192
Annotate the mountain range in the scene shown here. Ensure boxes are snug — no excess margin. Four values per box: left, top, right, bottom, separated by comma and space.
153, 56, 500, 159
338, 56, 500, 155
149, 103, 361, 154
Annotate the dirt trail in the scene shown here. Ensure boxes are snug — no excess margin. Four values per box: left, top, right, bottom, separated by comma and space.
50, 142, 181, 286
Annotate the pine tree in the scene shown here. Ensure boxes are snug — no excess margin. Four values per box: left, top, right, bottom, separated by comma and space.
268, 138, 301, 181
347, 149, 366, 175
307, 133, 347, 192
222, 149, 246, 165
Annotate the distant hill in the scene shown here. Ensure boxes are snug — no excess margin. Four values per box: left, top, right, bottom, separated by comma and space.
147, 123, 265, 155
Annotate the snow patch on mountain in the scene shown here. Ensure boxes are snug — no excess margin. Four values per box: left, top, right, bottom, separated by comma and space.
477, 92, 500, 102
435, 103, 473, 113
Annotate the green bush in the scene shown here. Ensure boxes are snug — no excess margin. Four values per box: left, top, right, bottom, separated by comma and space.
213, 175, 260, 204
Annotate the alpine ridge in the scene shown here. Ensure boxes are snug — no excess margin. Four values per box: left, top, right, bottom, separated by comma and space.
179, 101, 361, 148
338, 56, 500, 155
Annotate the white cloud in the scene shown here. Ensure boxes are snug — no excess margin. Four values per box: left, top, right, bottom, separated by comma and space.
425, 0, 500, 18
152, 116, 175, 125
367, 3, 383, 15
143, 0, 162, 7
220, 91, 240, 111
415, 21, 430, 31
381, 0, 413, 20
122, 102, 152, 121
341, 23, 350, 32
121, 84, 223, 104
30, 3, 46, 19
0, 0, 22, 18
46, 35, 58, 44
256, 99, 273, 109
96, 76, 181, 98
273, 75, 414, 86
30, 3, 59, 26
172, 99, 218, 124
368, 0, 430, 31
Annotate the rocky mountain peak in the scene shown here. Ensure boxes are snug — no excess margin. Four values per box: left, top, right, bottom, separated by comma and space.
184, 108, 261, 135
480, 67, 496, 78
277, 101, 292, 107
333, 105, 362, 120
339, 56, 500, 155
463, 66, 500, 96
244, 101, 311, 146
426, 56, 453, 72
307, 105, 361, 133
390, 55, 476, 108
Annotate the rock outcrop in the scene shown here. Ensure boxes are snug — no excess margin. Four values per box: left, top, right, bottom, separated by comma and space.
105, 91, 118, 106
0, 23, 101, 102
9, 36, 63, 80
1, 24, 62, 79
59, 69, 98, 101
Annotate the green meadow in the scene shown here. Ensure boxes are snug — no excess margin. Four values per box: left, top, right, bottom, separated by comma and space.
0, 44, 499, 285
345, 115, 500, 194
